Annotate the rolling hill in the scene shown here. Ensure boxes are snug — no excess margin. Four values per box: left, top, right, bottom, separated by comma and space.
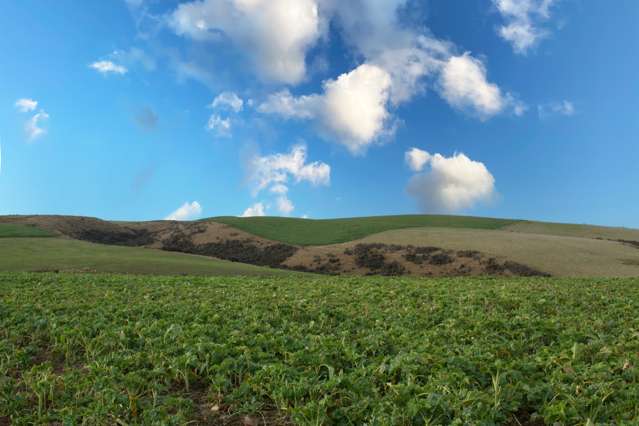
1, 214, 638, 277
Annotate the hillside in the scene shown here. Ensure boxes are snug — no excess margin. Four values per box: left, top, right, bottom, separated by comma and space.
210, 214, 518, 246
1, 214, 638, 277
0, 238, 294, 277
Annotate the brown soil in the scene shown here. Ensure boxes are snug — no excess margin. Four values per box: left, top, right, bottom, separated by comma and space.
1, 215, 550, 278
283, 242, 549, 277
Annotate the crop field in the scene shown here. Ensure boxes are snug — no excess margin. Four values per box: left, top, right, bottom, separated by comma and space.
211, 215, 518, 246
2, 273, 639, 425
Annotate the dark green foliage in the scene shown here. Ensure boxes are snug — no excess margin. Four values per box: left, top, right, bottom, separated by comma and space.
210, 215, 519, 246
162, 232, 297, 268
2, 273, 639, 424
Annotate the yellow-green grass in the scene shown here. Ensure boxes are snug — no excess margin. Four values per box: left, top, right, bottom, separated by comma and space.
361, 227, 639, 277
210, 215, 519, 246
0, 224, 55, 238
504, 221, 639, 241
0, 238, 294, 276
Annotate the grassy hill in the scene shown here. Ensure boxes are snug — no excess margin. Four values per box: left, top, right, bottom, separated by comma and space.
362, 227, 639, 277
0, 223, 56, 238
210, 214, 518, 245
0, 238, 294, 276
2, 272, 639, 424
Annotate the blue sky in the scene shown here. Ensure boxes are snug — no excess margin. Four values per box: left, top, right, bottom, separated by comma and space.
1, 0, 637, 227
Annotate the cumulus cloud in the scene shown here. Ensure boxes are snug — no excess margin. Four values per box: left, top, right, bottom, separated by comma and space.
15, 98, 38, 113
276, 195, 295, 215
211, 92, 244, 112
438, 53, 516, 119
246, 144, 330, 216
249, 144, 330, 194
406, 150, 496, 213
259, 64, 394, 154
538, 100, 575, 118
207, 114, 232, 136
25, 111, 50, 141
241, 202, 266, 217
90, 60, 128, 75
165, 201, 203, 221
493, 0, 557, 54
405, 147, 431, 172
169, 0, 321, 84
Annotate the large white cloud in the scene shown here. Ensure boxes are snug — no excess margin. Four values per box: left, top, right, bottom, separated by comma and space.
493, 0, 557, 54
259, 64, 393, 155
407, 150, 496, 213
165, 201, 203, 221
169, 0, 321, 84
438, 53, 507, 119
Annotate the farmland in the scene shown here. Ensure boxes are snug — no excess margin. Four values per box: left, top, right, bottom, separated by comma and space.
2, 273, 639, 424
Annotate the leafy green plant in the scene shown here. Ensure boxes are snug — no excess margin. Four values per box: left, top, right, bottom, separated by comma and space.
1, 272, 638, 424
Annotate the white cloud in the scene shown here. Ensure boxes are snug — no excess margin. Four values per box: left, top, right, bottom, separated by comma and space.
438, 53, 506, 119
258, 90, 318, 119
538, 100, 575, 118
211, 92, 244, 113
321, 64, 393, 153
493, 0, 557, 54
405, 147, 431, 172
246, 144, 330, 216
407, 150, 496, 213
241, 202, 266, 217
276, 195, 294, 215
207, 114, 232, 136
169, 0, 321, 84
165, 201, 203, 221
249, 144, 330, 194
25, 111, 50, 141
259, 64, 394, 155
15, 98, 38, 113
90, 60, 128, 75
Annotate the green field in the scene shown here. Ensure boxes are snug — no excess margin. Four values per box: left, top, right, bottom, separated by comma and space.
2, 273, 638, 424
211, 215, 518, 246
0, 224, 55, 238
0, 238, 291, 276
